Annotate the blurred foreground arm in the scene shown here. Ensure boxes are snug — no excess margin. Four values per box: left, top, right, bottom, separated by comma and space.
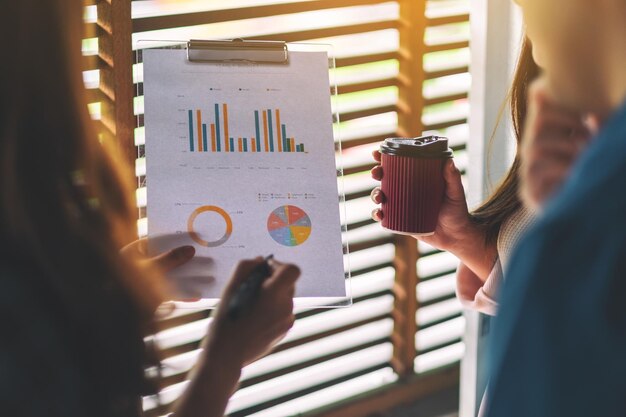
174, 258, 299, 417
520, 78, 592, 210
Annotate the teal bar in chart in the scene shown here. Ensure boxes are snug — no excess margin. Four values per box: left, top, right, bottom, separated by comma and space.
282, 124, 289, 152
215, 103, 221, 152
188, 110, 194, 152
254, 111, 261, 152
202, 124, 208, 152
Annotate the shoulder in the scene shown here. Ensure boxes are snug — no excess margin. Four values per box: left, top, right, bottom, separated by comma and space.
506, 147, 626, 291
0, 263, 87, 416
517, 108, 626, 269
484, 108, 626, 416
497, 205, 537, 270
493, 123, 626, 340
490, 125, 626, 403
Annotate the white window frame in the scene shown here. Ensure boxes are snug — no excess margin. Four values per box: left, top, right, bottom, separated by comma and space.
461, 1, 522, 416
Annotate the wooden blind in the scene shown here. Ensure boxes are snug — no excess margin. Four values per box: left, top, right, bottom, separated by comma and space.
84, 1, 470, 416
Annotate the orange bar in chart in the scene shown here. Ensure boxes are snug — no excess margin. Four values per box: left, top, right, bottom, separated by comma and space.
223, 104, 230, 152
276, 109, 282, 152
238, 138, 243, 152
290, 138, 296, 153
196, 110, 203, 152
210, 124, 216, 152
251, 137, 256, 152
263, 110, 269, 152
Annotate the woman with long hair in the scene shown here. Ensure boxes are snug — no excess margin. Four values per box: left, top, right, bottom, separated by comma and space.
371, 36, 540, 314
371, 34, 594, 415
368, 36, 541, 416
0, 1, 298, 416
454, 36, 540, 315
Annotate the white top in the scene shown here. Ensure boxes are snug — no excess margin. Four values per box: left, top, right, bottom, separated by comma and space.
457, 205, 536, 316
497, 204, 536, 272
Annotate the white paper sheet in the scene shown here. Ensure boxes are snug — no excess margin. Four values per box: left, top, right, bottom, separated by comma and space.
142, 48, 346, 301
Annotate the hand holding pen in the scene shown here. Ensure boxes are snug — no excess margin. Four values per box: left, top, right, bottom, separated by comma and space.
227, 254, 275, 320
175, 259, 299, 416
204, 256, 300, 367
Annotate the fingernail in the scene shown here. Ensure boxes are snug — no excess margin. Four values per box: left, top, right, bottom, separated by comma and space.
176, 245, 195, 258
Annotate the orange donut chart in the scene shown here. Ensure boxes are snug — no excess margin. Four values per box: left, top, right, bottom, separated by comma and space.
187, 205, 233, 247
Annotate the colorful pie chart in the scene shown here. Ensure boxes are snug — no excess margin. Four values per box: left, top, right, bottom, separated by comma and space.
267, 205, 312, 247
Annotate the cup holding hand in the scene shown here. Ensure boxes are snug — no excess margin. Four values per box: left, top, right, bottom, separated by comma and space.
370, 142, 472, 254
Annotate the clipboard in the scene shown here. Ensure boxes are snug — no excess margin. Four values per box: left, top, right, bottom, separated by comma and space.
134, 39, 351, 310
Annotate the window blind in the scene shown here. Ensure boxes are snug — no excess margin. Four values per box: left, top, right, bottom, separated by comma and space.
84, 1, 470, 415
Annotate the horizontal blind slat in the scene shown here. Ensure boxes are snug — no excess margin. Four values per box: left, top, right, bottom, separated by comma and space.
426, 13, 469, 27
336, 51, 399, 68
425, 64, 469, 80
425, 39, 469, 53
132, 0, 393, 32
338, 77, 398, 95
341, 131, 395, 151
243, 20, 399, 43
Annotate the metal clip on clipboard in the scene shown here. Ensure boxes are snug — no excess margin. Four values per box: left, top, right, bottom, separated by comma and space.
186, 39, 289, 64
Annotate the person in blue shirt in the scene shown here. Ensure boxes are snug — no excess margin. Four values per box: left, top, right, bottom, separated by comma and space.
486, 0, 626, 416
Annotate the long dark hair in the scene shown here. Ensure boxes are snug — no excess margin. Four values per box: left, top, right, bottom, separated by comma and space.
0, 0, 162, 414
471, 37, 541, 243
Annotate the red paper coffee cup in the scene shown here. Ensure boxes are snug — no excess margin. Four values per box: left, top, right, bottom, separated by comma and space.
380, 136, 453, 235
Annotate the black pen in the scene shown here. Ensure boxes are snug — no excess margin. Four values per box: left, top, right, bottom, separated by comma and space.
226, 255, 274, 320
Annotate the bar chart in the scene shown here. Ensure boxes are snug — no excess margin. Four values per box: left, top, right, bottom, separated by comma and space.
187, 104, 306, 153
